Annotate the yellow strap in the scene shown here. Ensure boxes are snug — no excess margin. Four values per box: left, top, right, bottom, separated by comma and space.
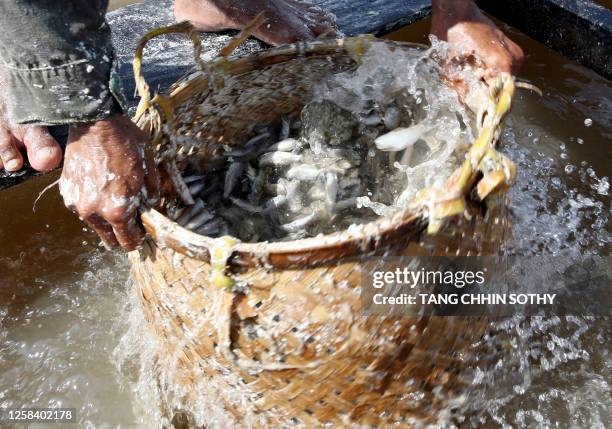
210, 236, 241, 289
413, 72, 516, 233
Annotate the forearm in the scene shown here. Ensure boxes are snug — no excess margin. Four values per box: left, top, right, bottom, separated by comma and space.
0, 0, 121, 125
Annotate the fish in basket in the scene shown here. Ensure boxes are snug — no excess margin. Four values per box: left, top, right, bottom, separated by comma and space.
128, 18, 521, 428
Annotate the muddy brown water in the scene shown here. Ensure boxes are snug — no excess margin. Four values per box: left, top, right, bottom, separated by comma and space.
0, 11, 610, 429
592, 0, 612, 9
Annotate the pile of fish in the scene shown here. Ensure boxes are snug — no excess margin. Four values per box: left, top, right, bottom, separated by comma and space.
167, 41, 474, 242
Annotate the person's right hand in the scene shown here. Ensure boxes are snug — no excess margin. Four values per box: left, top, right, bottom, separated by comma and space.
0, 77, 62, 172
431, 0, 524, 78
59, 114, 160, 251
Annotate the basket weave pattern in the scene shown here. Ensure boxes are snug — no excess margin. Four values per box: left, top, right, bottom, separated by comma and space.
129, 27, 513, 427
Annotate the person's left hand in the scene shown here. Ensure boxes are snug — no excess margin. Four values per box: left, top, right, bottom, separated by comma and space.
59, 114, 159, 251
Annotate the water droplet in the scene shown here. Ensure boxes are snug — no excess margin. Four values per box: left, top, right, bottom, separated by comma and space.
564, 165, 575, 174
576, 138, 584, 145
584, 118, 593, 127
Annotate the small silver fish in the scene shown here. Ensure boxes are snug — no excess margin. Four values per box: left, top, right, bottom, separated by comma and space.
248, 168, 266, 205
334, 197, 357, 211
195, 217, 226, 236
229, 197, 263, 214
360, 112, 382, 126
259, 151, 302, 167
205, 190, 222, 207
323, 148, 357, 160
279, 211, 319, 233
280, 115, 291, 140
264, 182, 286, 195
185, 210, 215, 230
188, 180, 207, 197
263, 195, 288, 213
170, 205, 187, 221
218, 206, 243, 225
324, 172, 338, 214
339, 176, 361, 192
399, 147, 412, 166
285, 180, 302, 212
317, 157, 352, 173
374, 123, 428, 152
200, 178, 220, 198
267, 138, 301, 152
182, 175, 205, 184
224, 162, 246, 199
165, 160, 194, 206
225, 132, 271, 159
287, 164, 321, 181
307, 184, 326, 200
176, 199, 205, 225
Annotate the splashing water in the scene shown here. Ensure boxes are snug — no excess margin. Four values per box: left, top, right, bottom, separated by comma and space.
309, 38, 475, 212
502, 105, 611, 256
1, 24, 610, 429
0, 250, 155, 427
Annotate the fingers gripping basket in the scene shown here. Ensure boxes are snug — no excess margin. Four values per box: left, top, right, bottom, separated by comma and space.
129, 22, 517, 427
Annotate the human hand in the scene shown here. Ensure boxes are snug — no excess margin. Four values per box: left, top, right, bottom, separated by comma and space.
431, 0, 524, 78
0, 74, 62, 172
59, 114, 160, 251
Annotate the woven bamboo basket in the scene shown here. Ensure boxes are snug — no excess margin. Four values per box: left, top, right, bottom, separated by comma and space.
128, 21, 517, 427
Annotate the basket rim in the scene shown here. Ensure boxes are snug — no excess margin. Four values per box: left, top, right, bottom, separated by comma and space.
137, 38, 464, 268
